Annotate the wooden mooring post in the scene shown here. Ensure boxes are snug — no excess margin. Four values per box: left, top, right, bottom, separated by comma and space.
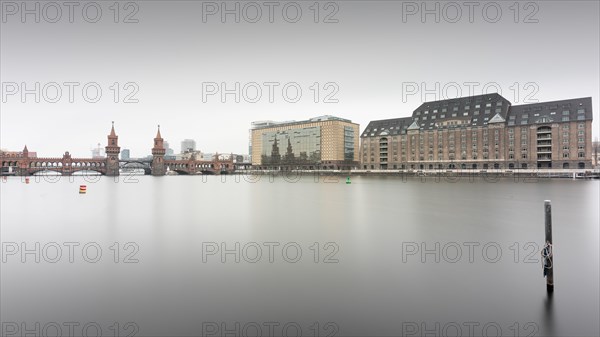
543, 200, 554, 293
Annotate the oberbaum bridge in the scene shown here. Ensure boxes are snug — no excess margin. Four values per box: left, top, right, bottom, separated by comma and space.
0, 123, 247, 176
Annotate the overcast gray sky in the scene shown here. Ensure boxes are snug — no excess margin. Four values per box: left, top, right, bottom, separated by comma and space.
1, 0, 598, 158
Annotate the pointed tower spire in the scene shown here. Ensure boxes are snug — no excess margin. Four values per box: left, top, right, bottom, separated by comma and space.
23, 145, 28, 152
109, 121, 116, 137
152, 125, 165, 153
151, 124, 166, 176
105, 121, 121, 176
107, 121, 119, 146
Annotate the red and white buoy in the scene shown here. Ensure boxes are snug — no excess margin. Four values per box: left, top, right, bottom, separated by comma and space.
79, 185, 87, 194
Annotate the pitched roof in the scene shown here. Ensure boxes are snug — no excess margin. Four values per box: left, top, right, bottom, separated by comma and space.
411, 93, 512, 130
507, 97, 593, 126
361, 117, 413, 137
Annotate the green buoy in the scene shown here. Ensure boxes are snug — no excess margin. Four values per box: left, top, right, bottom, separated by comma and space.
346, 176, 351, 184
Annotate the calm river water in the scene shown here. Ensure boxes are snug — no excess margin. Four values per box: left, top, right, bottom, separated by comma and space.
1, 175, 598, 336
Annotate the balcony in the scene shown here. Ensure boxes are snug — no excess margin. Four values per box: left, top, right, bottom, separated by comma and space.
537, 156, 552, 161
537, 127, 552, 135
537, 135, 552, 140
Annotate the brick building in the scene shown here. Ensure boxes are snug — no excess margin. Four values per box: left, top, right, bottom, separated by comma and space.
361, 94, 594, 170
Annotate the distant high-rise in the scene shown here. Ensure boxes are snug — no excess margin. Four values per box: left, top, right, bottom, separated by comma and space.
164, 141, 175, 156
181, 139, 196, 153
121, 149, 130, 160
92, 142, 105, 158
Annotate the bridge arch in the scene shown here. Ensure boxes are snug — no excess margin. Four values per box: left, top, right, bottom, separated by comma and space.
32, 168, 64, 175
71, 168, 104, 175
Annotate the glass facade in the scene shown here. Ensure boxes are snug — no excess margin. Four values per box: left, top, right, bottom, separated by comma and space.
344, 126, 355, 161
261, 126, 321, 165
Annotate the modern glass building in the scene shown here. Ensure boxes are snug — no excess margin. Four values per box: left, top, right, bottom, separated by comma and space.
251, 115, 360, 170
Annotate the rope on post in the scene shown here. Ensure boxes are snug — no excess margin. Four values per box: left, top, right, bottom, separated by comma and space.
541, 242, 553, 277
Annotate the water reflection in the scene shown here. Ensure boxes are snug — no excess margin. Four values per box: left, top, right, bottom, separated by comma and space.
543, 291, 555, 336
0, 176, 597, 336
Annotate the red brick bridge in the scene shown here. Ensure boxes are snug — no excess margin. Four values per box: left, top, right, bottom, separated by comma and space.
0, 123, 237, 176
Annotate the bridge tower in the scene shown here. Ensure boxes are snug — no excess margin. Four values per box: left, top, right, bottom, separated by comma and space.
17, 145, 30, 176
105, 121, 121, 176
151, 125, 166, 176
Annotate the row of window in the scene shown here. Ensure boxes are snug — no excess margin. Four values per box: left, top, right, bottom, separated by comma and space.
363, 162, 588, 170
364, 152, 587, 162
416, 101, 503, 116
363, 124, 586, 146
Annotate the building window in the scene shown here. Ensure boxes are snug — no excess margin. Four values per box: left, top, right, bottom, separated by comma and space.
562, 110, 570, 115
562, 117, 570, 122
577, 108, 585, 114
